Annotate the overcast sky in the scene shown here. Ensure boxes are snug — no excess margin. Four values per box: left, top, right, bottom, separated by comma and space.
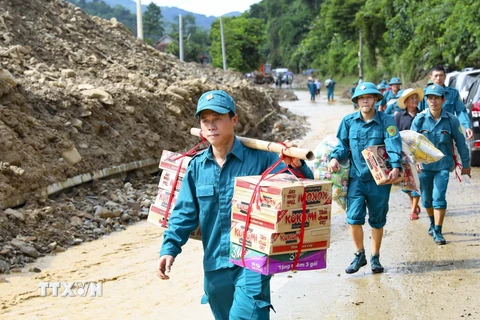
149, 0, 262, 17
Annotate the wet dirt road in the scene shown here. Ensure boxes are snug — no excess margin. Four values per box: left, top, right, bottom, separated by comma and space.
1, 91, 479, 320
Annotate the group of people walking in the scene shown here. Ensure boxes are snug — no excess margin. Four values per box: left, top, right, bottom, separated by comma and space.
329, 65, 471, 275
155, 65, 472, 319
308, 77, 337, 102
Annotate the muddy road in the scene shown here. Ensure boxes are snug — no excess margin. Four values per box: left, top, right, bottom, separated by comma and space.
1, 91, 479, 320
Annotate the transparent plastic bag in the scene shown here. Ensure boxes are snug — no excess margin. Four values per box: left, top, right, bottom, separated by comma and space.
312, 135, 350, 210
400, 130, 444, 164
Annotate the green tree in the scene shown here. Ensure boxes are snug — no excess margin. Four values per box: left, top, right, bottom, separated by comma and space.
143, 3, 164, 43
440, 0, 480, 68
292, 0, 364, 76
247, 2, 267, 22
209, 16, 266, 73
167, 15, 211, 63
256, 0, 324, 71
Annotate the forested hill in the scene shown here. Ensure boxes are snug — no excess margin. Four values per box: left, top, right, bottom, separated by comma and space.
248, 0, 480, 82
66, 0, 480, 82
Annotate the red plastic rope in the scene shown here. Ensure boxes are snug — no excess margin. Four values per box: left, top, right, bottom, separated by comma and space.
162, 158, 183, 226
163, 132, 210, 224
451, 141, 463, 182
277, 142, 307, 269
240, 143, 308, 271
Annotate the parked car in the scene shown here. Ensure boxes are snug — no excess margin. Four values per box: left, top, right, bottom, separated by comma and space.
464, 77, 480, 166
445, 71, 460, 87
449, 69, 480, 102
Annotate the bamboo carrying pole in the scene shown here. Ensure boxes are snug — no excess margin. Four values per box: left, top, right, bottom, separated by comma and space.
190, 128, 314, 161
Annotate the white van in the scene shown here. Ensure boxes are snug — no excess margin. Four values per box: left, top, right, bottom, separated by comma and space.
450, 69, 480, 102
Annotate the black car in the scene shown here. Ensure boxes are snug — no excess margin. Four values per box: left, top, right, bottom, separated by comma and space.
464, 77, 480, 166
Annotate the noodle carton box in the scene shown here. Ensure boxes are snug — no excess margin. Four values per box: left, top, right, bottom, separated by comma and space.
158, 150, 190, 176
230, 220, 330, 255
158, 169, 184, 192
229, 242, 327, 275
233, 174, 332, 210
147, 204, 201, 240
361, 145, 407, 185
231, 199, 331, 232
154, 188, 178, 211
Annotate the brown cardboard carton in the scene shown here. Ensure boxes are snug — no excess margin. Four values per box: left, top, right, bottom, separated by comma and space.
154, 188, 178, 211
230, 220, 330, 255
233, 174, 332, 210
231, 198, 331, 232
361, 145, 406, 185
158, 150, 190, 176
147, 204, 201, 240
158, 169, 184, 192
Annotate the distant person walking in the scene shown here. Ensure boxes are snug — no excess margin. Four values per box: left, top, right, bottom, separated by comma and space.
375, 83, 387, 111
381, 77, 402, 112
325, 78, 336, 102
308, 77, 317, 102
315, 79, 322, 97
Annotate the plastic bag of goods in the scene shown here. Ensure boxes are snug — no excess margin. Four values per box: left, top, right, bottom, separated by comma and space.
400, 130, 444, 164
396, 143, 420, 192
312, 135, 350, 210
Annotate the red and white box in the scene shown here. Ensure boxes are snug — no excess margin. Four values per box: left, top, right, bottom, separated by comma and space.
147, 150, 201, 240
154, 188, 178, 211
362, 145, 408, 185
158, 169, 184, 192
231, 199, 331, 232
147, 204, 201, 240
230, 220, 330, 255
158, 150, 190, 176
233, 174, 332, 210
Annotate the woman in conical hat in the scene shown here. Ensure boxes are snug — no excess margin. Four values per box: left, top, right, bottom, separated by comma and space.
395, 88, 425, 220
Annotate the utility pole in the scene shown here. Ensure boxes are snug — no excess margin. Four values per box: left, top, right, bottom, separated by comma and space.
358, 29, 363, 81
220, 17, 227, 70
136, 0, 143, 39
179, 15, 184, 61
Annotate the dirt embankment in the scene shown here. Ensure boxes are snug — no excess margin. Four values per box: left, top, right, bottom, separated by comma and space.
0, 0, 308, 273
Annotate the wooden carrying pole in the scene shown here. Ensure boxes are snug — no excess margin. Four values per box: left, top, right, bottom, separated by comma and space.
190, 128, 314, 161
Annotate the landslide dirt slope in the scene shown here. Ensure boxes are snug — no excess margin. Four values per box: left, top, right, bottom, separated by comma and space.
0, 0, 307, 206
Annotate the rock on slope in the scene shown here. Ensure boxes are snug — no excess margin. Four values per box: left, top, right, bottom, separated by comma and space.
0, 0, 307, 207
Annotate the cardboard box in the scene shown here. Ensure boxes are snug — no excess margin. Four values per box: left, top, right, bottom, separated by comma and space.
229, 242, 327, 275
233, 174, 332, 210
361, 145, 407, 185
154, 188, 178, 211
147, 204, 201, 240
230, 221, 330, 255
396, 159, 420, 192
147, 203, 170, 227
158, 150, 190, 176
158, 169, 184, 192
231, 199, 331, 232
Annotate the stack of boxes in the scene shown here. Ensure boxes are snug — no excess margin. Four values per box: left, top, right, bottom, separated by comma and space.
147, 150, 201, 240
229, 173, 332, 275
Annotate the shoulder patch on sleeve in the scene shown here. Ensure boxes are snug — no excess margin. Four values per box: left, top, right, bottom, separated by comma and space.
458, 125, 463, 134
386, 125, 397, 137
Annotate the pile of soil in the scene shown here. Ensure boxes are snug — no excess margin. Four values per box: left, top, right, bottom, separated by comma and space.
0, 0, 309, 273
